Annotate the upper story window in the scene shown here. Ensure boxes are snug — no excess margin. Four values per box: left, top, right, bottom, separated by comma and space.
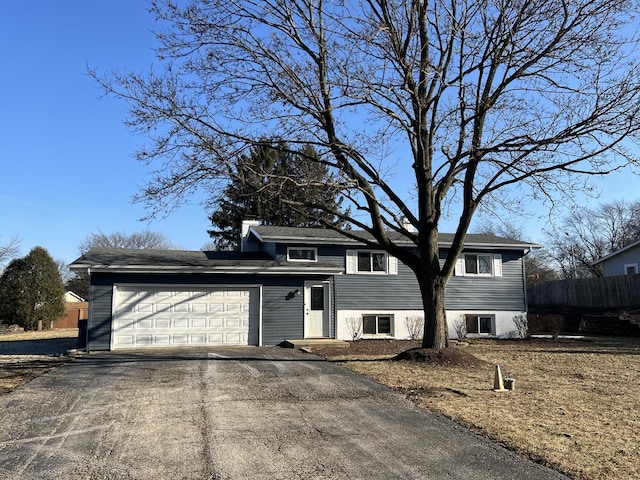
455, 253, 503, 277
287, 247, 317, 262
465, 253, 493, 275
625, 263, 638, 275
346, 250, 398, 275
358, 251, 387, 272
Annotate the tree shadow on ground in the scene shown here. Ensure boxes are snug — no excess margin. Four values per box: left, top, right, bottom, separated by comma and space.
0, 337, 79, 355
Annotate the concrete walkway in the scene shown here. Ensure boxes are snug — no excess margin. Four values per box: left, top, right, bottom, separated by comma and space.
0, 347, 567, 479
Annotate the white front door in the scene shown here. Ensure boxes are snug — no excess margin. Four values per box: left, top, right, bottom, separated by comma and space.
304, 281, 330, 338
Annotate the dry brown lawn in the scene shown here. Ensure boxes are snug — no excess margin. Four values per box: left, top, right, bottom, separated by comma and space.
312, 338, 640, 480
0, 329, 78, 394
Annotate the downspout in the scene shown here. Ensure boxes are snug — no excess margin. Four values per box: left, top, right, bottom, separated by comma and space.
84, 267, 91, 353
522, 248, 531, 313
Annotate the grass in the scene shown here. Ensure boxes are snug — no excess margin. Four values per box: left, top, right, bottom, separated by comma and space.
0, 329, 78, 393
330, 338, 640, 480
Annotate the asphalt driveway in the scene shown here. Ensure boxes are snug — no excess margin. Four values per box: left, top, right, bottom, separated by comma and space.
0, 347, 567, 479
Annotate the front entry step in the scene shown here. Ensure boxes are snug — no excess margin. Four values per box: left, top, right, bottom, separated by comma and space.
282, 338, 350, 349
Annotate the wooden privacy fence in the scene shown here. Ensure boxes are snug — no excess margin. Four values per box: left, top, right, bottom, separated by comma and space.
54, 302, 88, 329
528, 275, 640, 309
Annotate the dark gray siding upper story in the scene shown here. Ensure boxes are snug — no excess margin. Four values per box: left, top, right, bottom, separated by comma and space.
444, 250, 526, 311
334, 255, 423, 310
88, 272, 332, 350
274, 244, 526, 311
259, 241, 277, 258
602, 245, 640, 277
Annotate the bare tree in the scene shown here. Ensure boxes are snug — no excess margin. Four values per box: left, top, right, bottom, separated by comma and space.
0, 235, 21, 269
544, 199, 640, 278
79, 230, 175, 254
91, 0, 640, 348
474, 219, 559, 283
56, 258, 73, 285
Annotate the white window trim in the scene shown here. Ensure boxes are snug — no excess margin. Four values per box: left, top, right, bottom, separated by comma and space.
624, 263, 638, 275
455, 253, 502, 277
362, 314, 395, 337
346, 250, 398, 275
287, 247, 318, 262
465, 314, 495, 336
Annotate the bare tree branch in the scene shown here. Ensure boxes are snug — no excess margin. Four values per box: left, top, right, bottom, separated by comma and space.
90, 0, 640, 347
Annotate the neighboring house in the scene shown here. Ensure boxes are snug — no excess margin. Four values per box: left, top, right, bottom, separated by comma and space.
64, 291, 85, 303
591, 239, 640, 277
69, 221, 540, 350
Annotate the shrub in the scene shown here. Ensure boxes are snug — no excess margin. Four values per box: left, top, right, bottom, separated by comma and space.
546, 314, 565, 340
453, 314, 467, 340
513, 314, 529, 339
345, 317, 362, 341
405, 315, 424, 340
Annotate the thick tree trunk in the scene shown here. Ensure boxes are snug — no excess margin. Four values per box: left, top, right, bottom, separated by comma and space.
419, 271, 449, 349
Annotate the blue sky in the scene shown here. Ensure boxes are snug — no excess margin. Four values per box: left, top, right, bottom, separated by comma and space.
1, 1, 639, 266
1, 1, 211, 264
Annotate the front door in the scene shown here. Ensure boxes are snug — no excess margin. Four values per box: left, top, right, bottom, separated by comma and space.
304, 281, 330, 338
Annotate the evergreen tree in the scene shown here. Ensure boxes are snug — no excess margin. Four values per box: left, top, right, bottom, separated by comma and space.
208, 142, 349, 250
0, 247, 65, 330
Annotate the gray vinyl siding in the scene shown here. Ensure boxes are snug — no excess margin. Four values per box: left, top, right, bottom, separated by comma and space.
335, 259, 423, 310
602, 245, 640, 277
276, 244, 527, 311
87, 272, 332, 350
260, 275, 335, 345
87, 282, 115, 351
259, 241, 277, 258
444, 250, 526, 311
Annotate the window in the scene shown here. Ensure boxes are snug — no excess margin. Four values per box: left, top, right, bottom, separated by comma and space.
346, 250, 398, 275
310, 286, 324, 310
624, 263, 638, 275
357, 251, 387, 273
287, 247, 317, 262
465, 314, 494, 334
464, 254, 493, 275
363, 315, 393, 335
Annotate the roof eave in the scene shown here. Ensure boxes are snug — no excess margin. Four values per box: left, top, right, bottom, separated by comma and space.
590, 238, 640, 266
253, 234, 541, 250
450, 242, 543, 250
72, 264, 343, 275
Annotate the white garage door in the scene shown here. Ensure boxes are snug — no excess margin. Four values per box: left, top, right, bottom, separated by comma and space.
112, 285, 259, 349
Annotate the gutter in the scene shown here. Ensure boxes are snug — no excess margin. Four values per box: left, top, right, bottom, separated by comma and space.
69, 264, 344, 275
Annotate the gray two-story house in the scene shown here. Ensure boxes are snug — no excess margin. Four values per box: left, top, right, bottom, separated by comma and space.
70, 221, 539, 350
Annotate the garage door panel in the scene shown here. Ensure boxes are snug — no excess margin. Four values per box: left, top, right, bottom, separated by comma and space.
208, 304, 224, 314
153, 335, 171, 345
208, 317, 224, 328
154, 318, 171, 329
192, 303, 207, 313
113, 286, 259, 349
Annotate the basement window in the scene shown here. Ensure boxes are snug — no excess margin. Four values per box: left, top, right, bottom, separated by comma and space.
363, 314, 393, 336
466, 314, 494, 335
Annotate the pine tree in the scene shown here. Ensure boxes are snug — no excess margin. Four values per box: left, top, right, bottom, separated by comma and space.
208, 142, 348, 250
0, 246, 65, 330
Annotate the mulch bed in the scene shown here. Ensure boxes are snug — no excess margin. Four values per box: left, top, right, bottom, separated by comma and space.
393, 347, 488, 368
310, 339, 421, 358
310, 339, 487, 368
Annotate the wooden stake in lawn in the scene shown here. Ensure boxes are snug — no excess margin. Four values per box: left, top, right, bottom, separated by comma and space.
494, 364, 506, 392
